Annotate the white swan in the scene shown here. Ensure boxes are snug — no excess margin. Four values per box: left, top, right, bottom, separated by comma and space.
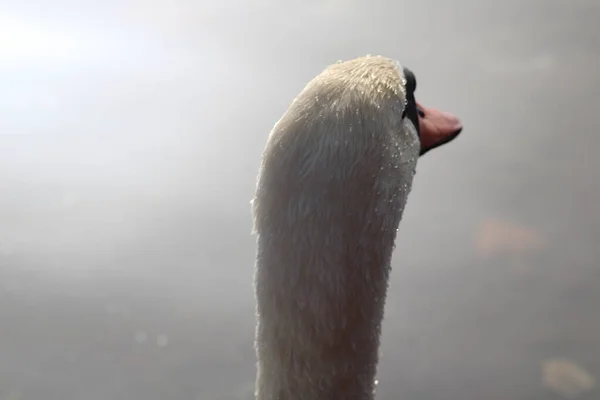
251, 55, 463, 400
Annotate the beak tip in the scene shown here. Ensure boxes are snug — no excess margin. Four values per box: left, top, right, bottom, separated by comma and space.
442, 111, 463, 132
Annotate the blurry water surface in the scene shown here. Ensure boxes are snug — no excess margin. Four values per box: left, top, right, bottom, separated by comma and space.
1, 0, 599, 399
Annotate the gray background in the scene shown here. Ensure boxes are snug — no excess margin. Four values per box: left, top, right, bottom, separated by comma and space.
0, 0, 599, 398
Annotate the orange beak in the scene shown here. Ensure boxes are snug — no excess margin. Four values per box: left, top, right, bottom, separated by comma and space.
417, 102, 463, 156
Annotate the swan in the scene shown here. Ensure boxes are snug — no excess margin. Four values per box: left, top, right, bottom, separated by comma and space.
251, 55, 463, 400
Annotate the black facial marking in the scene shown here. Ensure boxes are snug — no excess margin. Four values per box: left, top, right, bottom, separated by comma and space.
402, 67, 420, 137
403, 67, 417, 94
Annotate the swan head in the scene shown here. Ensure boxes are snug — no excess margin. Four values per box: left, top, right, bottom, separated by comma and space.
400, 66, 463, 156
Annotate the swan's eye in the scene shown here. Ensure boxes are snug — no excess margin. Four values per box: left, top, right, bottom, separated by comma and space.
401, 67, 420, 137
402, 67, 417, 98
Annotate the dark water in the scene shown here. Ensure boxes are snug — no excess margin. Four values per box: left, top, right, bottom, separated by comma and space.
0, 0, 599, 399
